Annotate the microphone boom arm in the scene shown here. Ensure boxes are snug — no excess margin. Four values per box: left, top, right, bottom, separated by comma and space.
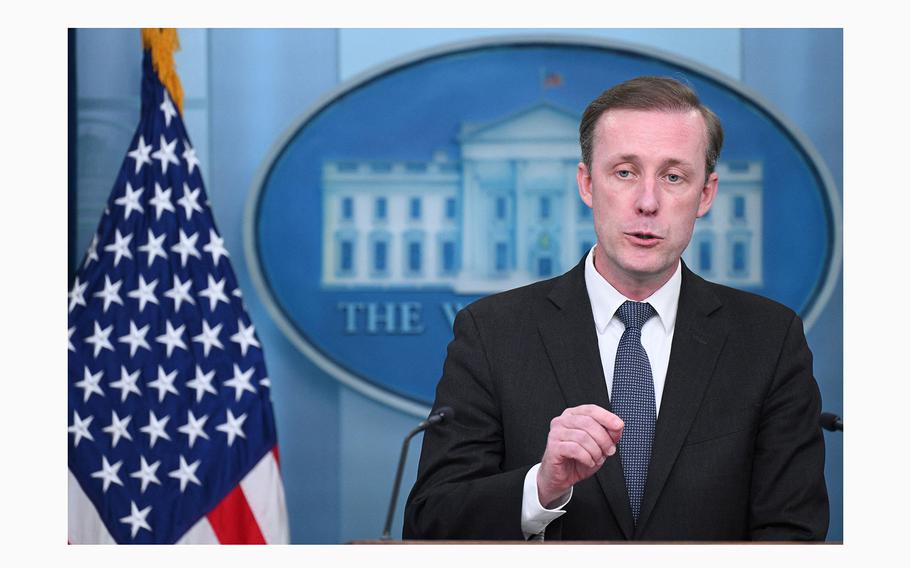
381, 424, 425, 540
381, 406, 454, 540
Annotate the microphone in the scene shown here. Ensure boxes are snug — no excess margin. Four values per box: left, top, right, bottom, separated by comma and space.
820, 412, 843, 432
381, 406, 454, 540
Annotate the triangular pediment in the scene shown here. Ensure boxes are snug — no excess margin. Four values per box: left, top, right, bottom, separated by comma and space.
459, 103, 579, 143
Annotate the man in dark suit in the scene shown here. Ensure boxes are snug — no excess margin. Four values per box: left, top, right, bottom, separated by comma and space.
402, 76, 828, 541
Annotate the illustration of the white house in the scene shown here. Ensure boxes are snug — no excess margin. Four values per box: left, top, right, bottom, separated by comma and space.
321, 103, 762, 293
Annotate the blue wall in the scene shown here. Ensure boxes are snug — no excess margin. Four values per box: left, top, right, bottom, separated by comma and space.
73, 28, 843, 543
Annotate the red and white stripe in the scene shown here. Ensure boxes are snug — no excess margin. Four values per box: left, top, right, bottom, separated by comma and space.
68, 447, 289, 544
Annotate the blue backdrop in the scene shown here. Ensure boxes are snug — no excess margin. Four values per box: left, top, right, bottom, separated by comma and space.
72, 28, 843, 543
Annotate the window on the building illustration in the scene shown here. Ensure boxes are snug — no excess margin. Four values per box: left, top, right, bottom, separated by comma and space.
340, 241, 354, 273
375, 197, 387, 220
445, 197, 457, 220
496, 196, 507, 220
733, 196, 746, 221
495, 242, 508, 272
410, 197, 421, 220
699, 240, 712, 272
538, 257, 553, 277
408, 241, 422, 274
540, 196, 551, 220
341, 197, 353, 221
374, 241, 387, 273
441, 240, 456, 273
732, 241, 747, 273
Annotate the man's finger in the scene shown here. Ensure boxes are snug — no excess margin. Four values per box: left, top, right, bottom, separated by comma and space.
553, 414, 619, 455
550, 427, 606, 464
564, 404, 624, 433
550, 440, 600, 469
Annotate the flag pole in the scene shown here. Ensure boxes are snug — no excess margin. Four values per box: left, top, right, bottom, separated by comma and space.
141, 28, 184, 115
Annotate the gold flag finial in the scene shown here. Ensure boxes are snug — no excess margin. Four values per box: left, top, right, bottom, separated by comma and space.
141, 28, 184, 115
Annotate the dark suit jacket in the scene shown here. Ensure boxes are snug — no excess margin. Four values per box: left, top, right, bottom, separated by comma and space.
403, 257, 828, 541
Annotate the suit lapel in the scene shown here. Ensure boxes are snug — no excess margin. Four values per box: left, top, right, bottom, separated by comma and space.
536, 258, 635, 539
636, 264, 728, 534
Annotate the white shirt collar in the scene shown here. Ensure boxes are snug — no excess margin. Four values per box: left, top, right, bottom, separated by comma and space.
583, 245, 682, 335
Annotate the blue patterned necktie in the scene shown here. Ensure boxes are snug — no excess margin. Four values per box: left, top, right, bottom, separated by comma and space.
611, 300, 657, 525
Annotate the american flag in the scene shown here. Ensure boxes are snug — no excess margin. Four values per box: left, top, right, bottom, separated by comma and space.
68, 46, 289, 544
542, 70, 563, 88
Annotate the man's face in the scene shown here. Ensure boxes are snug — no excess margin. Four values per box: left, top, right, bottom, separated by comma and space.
577, 108, 717, 297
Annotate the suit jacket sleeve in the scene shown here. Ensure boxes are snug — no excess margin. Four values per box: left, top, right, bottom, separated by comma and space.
402, 305, 530, 540
749, 312, 829, 540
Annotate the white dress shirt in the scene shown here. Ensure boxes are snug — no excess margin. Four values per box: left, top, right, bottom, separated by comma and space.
520, 246, 682, 539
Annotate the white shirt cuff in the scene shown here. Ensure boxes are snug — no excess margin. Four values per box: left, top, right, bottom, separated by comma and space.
520, 463, 572, 540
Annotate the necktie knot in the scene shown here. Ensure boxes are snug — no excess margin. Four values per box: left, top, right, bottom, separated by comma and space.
616, 300, 656, 331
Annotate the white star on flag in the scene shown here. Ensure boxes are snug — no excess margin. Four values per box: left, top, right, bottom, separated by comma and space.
192, 320, 224, 357
118, 320, 151, 357
155, 321, 187, 357
85, 234, 100, 266
199, 274, 230, 312
151, 134, 180, 175
102, 410, 134, 448
171, 229, 201, 267
177, 410, 210, 448
91, 456, 124, 493
68, 277, 88, 312
93, 275, 124, 313
68, 410, 95, 447
216, 409, 248, 447
109, 366, 142, 402
127, 135, 152, 174
138, 228, 168, 267
163, 274, 195, 311
230, 319, 260, 357
127, 275, 159, 312
130, 456, 162, 494
114, 182, 145, 220
160, 90, 178, 127
186, 365, 218, 403
119, 501, 152, 539
168, 455, 203, 492
147, 365, 180, 402
149, 183, 176, 220
84, 322, 115, 358
203, 229, 229, 265
182, 139, 200, 174
74, 366, 106, 402
177, 183, 203, 220
104, 229, 134, 267
139, 410, 171, 448
223, 363, 257, 402
68, 326, 76, 352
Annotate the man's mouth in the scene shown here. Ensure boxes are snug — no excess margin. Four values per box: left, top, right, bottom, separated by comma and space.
625, 231, 663, 245
627, 231, 661, 240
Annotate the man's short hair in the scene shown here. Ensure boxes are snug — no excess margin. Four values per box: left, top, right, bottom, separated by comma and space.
579, 76, 724, 178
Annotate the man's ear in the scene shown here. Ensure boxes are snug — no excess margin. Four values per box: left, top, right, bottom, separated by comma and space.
577, 161, 594, 209
697, 171, 718, 217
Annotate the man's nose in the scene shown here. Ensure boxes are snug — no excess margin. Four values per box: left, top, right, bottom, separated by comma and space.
635, 177, 659, 215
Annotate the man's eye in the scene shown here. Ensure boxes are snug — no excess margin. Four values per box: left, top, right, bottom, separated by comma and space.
666, 174, 681, 183
617, 170, 631, 178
